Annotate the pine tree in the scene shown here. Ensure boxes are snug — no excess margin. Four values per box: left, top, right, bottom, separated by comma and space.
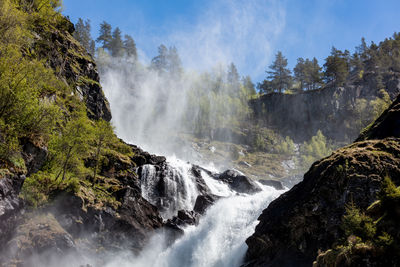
309, 58, 323, 90
74, 18, 95, 55
323, 47, 350, 86
110, 27, 124, 57
96, 21, 112, 51
227, 62, 240, 95
242, 75, 256, 96
294, 57, 306, 91
151, 44, 168, 73
123, 34, 137, 60
267, 51, 292, 93
167, 46, 182, 78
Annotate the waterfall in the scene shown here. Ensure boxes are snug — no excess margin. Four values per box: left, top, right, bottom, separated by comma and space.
140, 156, 200, 219
105, 183, 283, 267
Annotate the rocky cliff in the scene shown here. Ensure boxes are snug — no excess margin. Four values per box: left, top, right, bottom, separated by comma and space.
0, 12, 163, 265
244, 93, 400, 266
250, 72, 400, 142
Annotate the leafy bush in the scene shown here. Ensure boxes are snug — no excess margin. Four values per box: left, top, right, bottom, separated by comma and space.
275, 136, 295, 155
299, 130, 332, 170
342, 203, 376, 241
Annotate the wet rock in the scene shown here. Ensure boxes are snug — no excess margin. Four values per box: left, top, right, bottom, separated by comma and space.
191, 165, 213, 195
0, 173, 26, 249
167, 210, 199, 227
194, 194, 221, 215
130, 144, 166, 167
218, 170, 262, 194
258, 179, 284, 190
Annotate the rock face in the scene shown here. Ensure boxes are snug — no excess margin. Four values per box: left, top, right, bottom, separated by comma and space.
250, 72, 400, 142
0, 172, 26, 249
258, 179, 284, 190
34, 17, 111, 121
0, 140, 47, 254
357, 92, 400, 141
244, 94, 400, 267
218, 170, 262, 194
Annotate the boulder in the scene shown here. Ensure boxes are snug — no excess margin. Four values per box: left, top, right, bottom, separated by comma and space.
194, 194, 221, 214
218, 170, 262, 194
258, 179, 284, 190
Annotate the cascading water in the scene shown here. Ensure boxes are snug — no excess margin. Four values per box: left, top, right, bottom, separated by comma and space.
104, 181, 283, 267
140, 157, 200, 219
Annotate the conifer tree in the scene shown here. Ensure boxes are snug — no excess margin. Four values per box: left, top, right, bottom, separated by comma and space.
96, 21, 112, 51
324, 47, 350, 86
151, 44, 168, 73
74, 18, 95, 55
110, 27, 124, 57
167, 46, 182, 78
266, 51, 292, 93
123, 34, 137, 60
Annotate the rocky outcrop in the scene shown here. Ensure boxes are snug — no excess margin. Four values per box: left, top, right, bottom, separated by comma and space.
250, 72, 400, 142
0, 139, 48, 254
2, 213, 78, 266
33, 17, 111, 121
357, 91, 400, 141
218, 170, 262, 194
244, 94, 400, 266
258, 179, 284, 190
193, 194, 221, 214
0, 172, 26, 250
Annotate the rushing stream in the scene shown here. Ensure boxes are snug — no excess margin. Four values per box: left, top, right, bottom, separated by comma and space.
103, 156, 284, 267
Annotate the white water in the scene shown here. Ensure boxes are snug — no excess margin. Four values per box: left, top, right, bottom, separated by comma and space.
140, 157, 200, 219
105, 184, 283, 267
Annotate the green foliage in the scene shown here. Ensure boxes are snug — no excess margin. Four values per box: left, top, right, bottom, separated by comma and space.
123, 34, 137, 59
74, 18, 95, 55
324, 47, 350, 86
21, 169, 81, 207
259, 51, 292, 93
299, 130, 332, 170
92, 119, 115, 181
49, 109, 93, 181
0, 45, 63, 164
354, 90, 391, 134
275, 136, 295, 155
294, 57, 322, 91
342, 203, 376, 241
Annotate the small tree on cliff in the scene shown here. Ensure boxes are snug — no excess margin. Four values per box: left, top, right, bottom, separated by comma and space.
324, 47, 350, 86
123, 34, 137, 60
96, 21, 112, 51
50, 111, 92, 181
74, 18, 95, 55
92, 119, 114, 182
262, 51, 292, 93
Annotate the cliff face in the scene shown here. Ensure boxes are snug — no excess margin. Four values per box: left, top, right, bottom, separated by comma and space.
250, 72, 400, 142
33, 17, 112, 121
0, 12, 163, 264
244, 94, 400, 266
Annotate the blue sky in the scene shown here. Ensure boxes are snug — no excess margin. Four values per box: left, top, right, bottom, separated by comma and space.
63, 0, 400, 82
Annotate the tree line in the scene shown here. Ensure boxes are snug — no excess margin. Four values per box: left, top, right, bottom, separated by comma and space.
74, 19, 138, 59
259, 33, 400, 93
